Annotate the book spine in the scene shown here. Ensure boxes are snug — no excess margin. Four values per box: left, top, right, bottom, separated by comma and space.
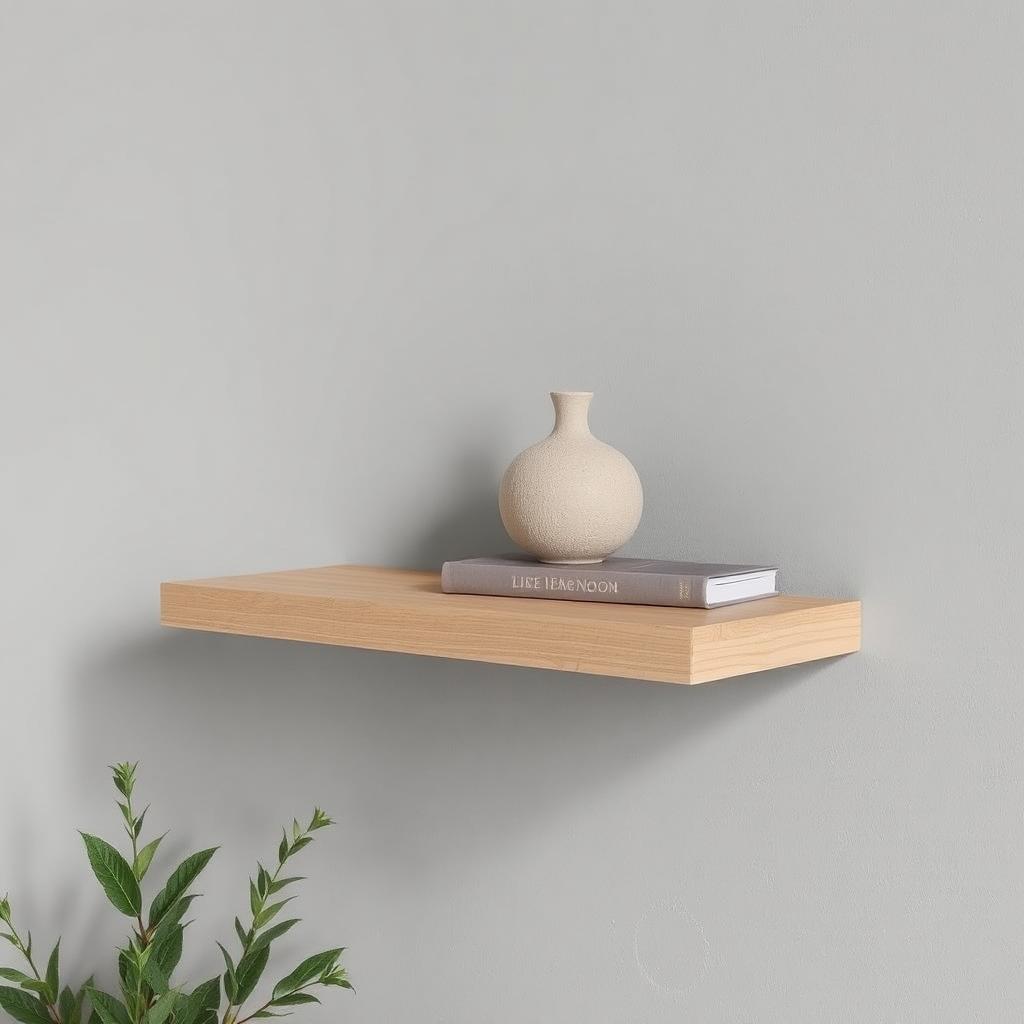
440, 562, 713, 608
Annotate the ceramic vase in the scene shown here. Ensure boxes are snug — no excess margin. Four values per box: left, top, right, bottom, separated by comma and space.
499, 391, 643, 564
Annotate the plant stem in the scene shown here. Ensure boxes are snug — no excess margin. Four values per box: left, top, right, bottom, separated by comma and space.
124, 790, 141, 880
132, 927, 154, 1024
122, 785, 155, 1024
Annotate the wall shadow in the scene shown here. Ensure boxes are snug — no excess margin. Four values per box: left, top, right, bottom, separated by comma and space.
390, 447, 513, 569
70, 626, 819, 880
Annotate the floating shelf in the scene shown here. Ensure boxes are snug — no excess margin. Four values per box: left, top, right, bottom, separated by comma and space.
160, 565, 860, 685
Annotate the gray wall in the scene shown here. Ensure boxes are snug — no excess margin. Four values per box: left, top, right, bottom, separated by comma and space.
1, 2, 1021, 1021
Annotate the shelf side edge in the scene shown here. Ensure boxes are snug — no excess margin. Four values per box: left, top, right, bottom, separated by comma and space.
687, 599, 861, 683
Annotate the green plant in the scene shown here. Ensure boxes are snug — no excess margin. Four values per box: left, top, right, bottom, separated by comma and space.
0, 763, 351, 1024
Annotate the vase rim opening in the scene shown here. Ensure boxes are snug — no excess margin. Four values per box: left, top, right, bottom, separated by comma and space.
550, 390, 593, 398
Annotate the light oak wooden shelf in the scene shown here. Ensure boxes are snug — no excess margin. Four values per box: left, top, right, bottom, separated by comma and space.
160, 565, 860, 686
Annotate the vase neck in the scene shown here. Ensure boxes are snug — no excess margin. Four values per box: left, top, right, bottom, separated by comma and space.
550, 391, 593, 436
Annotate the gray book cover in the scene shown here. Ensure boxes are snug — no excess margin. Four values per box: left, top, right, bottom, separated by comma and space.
441, 555, 779, 609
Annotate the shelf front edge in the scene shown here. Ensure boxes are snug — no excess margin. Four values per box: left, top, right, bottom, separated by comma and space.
160, 579, 696, 684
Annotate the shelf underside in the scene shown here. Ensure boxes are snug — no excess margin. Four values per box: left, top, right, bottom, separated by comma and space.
160, 565, 860, 685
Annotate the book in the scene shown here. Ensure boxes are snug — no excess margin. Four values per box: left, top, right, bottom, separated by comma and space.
440, 556, 779, 609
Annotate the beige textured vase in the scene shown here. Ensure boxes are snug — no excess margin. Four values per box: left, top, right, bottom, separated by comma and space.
499, 391, 643, 564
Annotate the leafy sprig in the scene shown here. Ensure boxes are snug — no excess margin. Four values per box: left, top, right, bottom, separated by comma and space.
0, 894, 87, 1024
218, 809, 350, 1024
0, 766, 351, 1024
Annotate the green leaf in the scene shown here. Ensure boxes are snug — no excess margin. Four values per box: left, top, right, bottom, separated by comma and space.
133, 806, 149, 839
324, 974, 353, 990
58, 986, 75, 1024
133, 833, 165, 882
117, 949, 134, 991
148, 848, 217, 928
143, 989, 176, 1024
277, 831, 288, 864
18, 981, 51, 998
267, 876, 304, 895
253, 897, 295, 930
272, 949, 343, 1000
110, 763, 135, 800
272, 992, 319, 1007
233, 946, 270, 1005
250, 918, 299, 954
216, 943, 237, 1003
0, 969, 32, 983
257, 866, 270, 899
289, 836, 313, 856
174, 979, 219, 1024
0, 986, 51, 1024
79, 834, 141, 916
152, 923, 184, 979
150, 894, 196, 942
309, 808, 333, 830
249, 879, 260, 919
234, 917, 248, 948
142, 955, 170, 996
73, 976, 94, 1024
45, 938, 59, 1003
86, 988, 132, 1024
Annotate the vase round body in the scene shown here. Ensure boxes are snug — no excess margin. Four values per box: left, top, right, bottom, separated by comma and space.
499, 391, 643, 564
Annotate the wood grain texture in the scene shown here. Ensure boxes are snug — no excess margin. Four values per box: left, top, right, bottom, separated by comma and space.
160, 565, 861, 685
